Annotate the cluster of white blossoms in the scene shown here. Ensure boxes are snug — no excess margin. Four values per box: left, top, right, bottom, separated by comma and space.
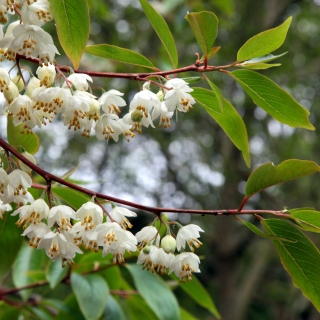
0, 1, 196, 141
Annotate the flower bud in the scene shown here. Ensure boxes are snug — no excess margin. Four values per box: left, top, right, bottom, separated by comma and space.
25, 76, 40, 97
18, 151, 36, 173
156, 90, 164, 101
161, 235, 176, 254
3, 81, 19, 103
11, 74, 24, 92
131, 109, 143, 123
143, 245, 151, 254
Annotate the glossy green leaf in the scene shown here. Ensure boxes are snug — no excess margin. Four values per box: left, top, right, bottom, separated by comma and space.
46, 258, 69, 289
185, 11, 218, 59
262, 219, 320, 311
139, 0, 178, 68
238, 62, 281, 70
181, 77, 203, 84
236, 218, 293, 241
52, 187, 91, 210
201, 46, 221, 60
205, 77, 224, 112
70, 273, 109, 320
289, 209, 320, 232
245, 159, 320, 197
7, 116, 40, 155
0, 302, 21, 319
51, 0, 90, 69
56, 294, 85, 320
192, 87, 250, 167
230, 69, 314, 130
237, 17, 291, 61
85, 44, 158, 70
175, 274, 221, 319
238, 52, 287, 65
126, 264, 180, 320
101, 295, 126, 320
0, 214, 22, 283
180, 308, 198, 320
13, 242, 45, 300
126, 295, 158, 320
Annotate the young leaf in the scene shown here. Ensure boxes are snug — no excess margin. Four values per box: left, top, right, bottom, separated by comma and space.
205, 77, 224, 112
238, 52, 287, 65
237, 17, 292, 61
46, 258, 69, 289
0, 214, 23, 283
289, 209, 320, 232
51, 0, 90, 69
70, 273, 109, 320
139, 0, 178, 68
238, 62, 281, 70
85, 44, 158, 70
245, 159, 320, 198
173, 274, 221, 319
52, 187, 91, 210
201, 46, 221, 60
230, 69, 314, 130
185, 11, 218, 60
192, 87, 250, 167
7, 116, 40, 155
180, 308, 198, 320
126, 264, 180, 320
262, 219, 320, 311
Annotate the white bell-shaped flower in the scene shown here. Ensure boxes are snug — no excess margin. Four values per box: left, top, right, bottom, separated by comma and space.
21, 0, 52, 26
36, 63, 56, 87
98, 90, 126, 114
75, 201, 103, 230
108, 206, 137, 229
0, 199, 12, 219
135, 225, 160, 249
63, 73, 92, 91
176, 224, 204, 252
48, 205, 76, 230
169, 252, 200, 282
8, 169, 32, 196
22, 222, 51, 247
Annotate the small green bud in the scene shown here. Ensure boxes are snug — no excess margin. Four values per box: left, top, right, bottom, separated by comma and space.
156, 90, 164, 101
161, 235, 176, 254
131, 109, 143, 123
11, 74, 24, 92
18, 151, 36, 173
143, 245, 151, 254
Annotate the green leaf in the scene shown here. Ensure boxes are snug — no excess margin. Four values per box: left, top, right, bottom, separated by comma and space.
201, 46, 221, 60
46, 258, 69, 289
238, 52, 287, 65
52, 187, 91, 210
236, 217, 293, 241
237, 17, 292, 61
238, 62, 281, 70
245, 159, 320, 198
289, 209, 320, 232
7, 116, 40, 155
180, 308, 199, 320
175, 274, 221, 319
125, 295, 158, 320
101, 295, 126, 320
0, 213, 23, 283
51, 0, 90, 69
205, 77, 224, 112
126, 264, 180, 320
139, 0, 178, 68
0, 302, 21, 319
262, 219, 320, 311
181, 77, 203, 84
70, 273, 109, 320
230, 69, 314, 130
192, 87, 250, 167
13, 242, 45, 300
185, 11, 218, 59
85, 45, 158, 70
56, 294, 85, 320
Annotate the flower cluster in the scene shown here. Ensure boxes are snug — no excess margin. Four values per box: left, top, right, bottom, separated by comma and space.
0, 3, 196, 142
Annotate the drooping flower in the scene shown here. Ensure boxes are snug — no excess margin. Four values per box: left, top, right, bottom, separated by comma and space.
21, 0, 53, 26
3, 81, 19, 103
18, 151, 36, 173
63, 73, 92, 91
96, 222, 137, 263
75, 201, 103, 230
0, 167, 8, 195
152, 101, 173, 128
47, 205, 76, 230
108, 206, 137, 229
36, 63, 56, 87
70, 222, 99, 252
1, 24, 59, 64
98, 90, 126, 114
176, 224, 204, 252
8, 169, 32, 196
169, 252, 200, 282
135, 225, 160, 249
164, 78, 195, 112
38, 230, 83, 266
22, 222, 51, 247
0, 67, 10, 92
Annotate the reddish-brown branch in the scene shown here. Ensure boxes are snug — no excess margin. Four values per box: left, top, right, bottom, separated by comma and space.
0, 137, 287, 218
